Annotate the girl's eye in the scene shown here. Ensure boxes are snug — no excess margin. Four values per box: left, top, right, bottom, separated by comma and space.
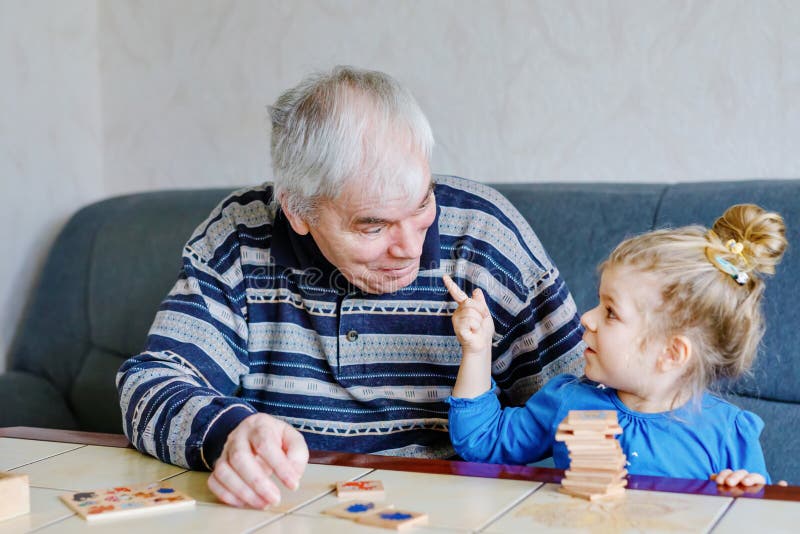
605, 307, 617, 320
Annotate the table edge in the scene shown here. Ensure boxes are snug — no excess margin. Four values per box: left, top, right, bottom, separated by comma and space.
2, 426, 797, 502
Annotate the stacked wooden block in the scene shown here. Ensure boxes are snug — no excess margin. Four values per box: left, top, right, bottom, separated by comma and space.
556, 410, 627, 501
0, 472, 30, 522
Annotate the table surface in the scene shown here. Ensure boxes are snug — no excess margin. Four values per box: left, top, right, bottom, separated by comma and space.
1, 426, 798, 533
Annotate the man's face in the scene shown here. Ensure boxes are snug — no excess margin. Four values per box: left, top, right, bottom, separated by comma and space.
285, 156, 437, 294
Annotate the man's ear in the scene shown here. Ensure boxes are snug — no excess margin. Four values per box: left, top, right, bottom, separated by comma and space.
658, 335, 692, 372
280, 198, 311, 236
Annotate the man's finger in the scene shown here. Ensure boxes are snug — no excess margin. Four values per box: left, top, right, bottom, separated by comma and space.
255, 433, 303, 492
443, 274, 469, 303
207, 470, 247, 508
282, 425, 310, 488
213, 457, 274, 508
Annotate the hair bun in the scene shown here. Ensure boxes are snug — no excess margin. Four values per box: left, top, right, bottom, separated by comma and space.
712, 204, 788, 275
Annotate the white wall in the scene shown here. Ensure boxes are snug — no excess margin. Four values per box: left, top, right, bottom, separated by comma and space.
99, 0, 800, 194
0, 0, 103, 369
2, 0, 800, 370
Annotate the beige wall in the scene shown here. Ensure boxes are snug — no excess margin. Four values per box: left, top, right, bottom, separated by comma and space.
2, 0, 800, 369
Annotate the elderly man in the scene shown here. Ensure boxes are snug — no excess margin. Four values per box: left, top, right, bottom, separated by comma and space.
117, 66, 583, 508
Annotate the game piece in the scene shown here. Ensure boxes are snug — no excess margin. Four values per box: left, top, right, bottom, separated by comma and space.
356, 509, 428, 530
559, 484, 626, 501
557, 410, 627, 501
0, 472, 29, 522
59, 482, 195, 522
336, 479, 385, 501
563, 468, 628, 484
565, 410, 618, 428
323, 500, 393, 520
555, 427, 621, 440
561, 477, 628, 492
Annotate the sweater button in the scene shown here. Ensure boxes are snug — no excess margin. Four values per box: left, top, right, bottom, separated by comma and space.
346, 330, 359, 342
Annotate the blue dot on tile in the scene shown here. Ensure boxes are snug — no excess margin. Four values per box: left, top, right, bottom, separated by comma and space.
156, 488, 175, 494
380, 512, 413, 521
347, 503, 375, 513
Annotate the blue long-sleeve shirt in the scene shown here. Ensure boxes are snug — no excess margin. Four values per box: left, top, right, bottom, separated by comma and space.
117, 175, 584, 470
449, 374, 770, 482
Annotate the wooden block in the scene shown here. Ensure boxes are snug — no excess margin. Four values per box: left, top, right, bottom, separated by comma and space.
569, 451, 625, 462
336, 480, 385, 501
564, 468, 628, 483
568, 451, 625, 463
0, 472, 30, 522
556, 425, 622, 438
59, 482, 194, 522
565, 410, 618, 428
356, 509, 428, 530
323, 500, 393, 520
561, 477, 627, 493
555, 430, 620, 442
559, 484, 626, 501
563, 440, 621, 453
568, 457, 627, 471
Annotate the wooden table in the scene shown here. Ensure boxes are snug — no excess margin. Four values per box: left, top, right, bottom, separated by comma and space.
1, 426, 798, 533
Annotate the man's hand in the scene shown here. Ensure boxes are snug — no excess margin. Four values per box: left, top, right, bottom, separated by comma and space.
207, 413, 309, 508
443, 274, 494, 356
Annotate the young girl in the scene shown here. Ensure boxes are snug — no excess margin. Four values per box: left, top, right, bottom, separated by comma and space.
445, 203, 787, 486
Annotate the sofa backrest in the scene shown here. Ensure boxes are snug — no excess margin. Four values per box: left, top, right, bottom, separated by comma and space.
8, 178, 799, 481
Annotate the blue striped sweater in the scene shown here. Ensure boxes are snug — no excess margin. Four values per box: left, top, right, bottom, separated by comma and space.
117, 175, 584, 470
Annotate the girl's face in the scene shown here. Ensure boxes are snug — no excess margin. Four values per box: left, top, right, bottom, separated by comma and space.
580, 265, 667, 398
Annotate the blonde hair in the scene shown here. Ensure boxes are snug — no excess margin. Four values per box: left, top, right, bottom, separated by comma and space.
602, 204, 788, 403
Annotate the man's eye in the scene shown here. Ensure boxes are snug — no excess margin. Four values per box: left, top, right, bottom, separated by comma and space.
363, 227, 383, 235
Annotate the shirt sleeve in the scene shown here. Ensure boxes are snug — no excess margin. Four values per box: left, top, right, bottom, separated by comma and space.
721, 410, 771, 484
116, 218, 256, 471
448, 374, 574, 465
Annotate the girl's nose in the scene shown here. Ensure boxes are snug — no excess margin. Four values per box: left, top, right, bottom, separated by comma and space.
580, 307, 598, 331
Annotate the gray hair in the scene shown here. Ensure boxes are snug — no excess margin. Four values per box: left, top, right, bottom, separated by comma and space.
269, 66, 434, 220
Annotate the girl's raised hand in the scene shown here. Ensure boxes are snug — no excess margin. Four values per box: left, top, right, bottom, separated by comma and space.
443, 274, 494, 356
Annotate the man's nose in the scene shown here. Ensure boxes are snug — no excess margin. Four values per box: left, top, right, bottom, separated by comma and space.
388, 222, 425, 259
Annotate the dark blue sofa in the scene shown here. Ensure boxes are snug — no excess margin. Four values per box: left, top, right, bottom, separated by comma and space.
2, 178, 798, 482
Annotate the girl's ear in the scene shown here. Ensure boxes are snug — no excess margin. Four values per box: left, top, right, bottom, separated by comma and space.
658, 335, 692, 372
280, 197, 311, 236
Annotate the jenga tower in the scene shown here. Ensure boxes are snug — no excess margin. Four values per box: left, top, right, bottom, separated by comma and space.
555, 410, 627, 500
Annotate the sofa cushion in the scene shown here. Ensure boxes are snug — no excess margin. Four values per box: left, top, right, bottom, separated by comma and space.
0, 371, 78, 429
